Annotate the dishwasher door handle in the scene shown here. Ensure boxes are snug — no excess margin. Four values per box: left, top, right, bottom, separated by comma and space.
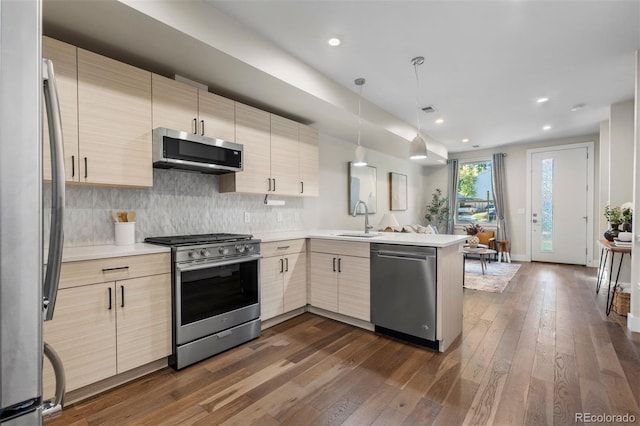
375, 251, 431, 261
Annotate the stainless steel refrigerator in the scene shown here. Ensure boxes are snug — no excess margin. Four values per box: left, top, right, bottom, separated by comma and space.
1, 0, 66, 424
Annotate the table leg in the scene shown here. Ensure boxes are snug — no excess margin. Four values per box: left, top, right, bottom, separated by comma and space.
595, 248, 606, 294
480, 254, 486, 275
605, 252, 616, 316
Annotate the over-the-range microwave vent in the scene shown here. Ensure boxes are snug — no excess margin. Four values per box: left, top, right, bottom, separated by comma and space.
152, 127, 243, 175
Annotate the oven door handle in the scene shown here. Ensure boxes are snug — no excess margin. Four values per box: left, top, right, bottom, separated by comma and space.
176, 255, 260, 272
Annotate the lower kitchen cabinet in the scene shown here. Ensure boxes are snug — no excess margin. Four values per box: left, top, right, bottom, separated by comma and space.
260, 240, 307, 321
309, 240, 370, 322
43, 254, 171, 397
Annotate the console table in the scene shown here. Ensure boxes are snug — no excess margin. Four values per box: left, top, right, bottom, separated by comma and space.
596, 239, 632, 316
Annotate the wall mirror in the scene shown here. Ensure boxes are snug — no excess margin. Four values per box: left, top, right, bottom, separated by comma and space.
348, 162, 377, 215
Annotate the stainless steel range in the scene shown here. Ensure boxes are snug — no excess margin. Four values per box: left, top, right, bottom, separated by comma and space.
145, 233, 261, 370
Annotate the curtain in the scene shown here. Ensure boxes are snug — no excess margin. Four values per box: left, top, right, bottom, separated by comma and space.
446, 159, 458, 234
491, 153, 508, 241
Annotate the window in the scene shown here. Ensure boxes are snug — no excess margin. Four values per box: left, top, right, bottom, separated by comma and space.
455, 159, 495, 224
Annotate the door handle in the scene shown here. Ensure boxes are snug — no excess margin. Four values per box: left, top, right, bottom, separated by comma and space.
332, 257, 336, 272
338, 258, 342, 273
200, 120, 205, 136
108, 287, 112, 310
120, 285, 125, 308
71, 155, 75, 177
285, 257, 289, 272
193, 118, 198, 134
280, 258, 284, 273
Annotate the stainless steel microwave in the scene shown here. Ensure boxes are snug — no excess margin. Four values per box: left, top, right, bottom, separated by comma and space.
152, 127, 243, 174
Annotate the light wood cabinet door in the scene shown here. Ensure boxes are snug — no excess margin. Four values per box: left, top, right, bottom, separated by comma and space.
309, 252, 338, 313
337, 255, 371, 322
284, 252, 307, 312
151, 74, 198, 134
260, 256, 285, 320
78, 49, 152, 187
270, 115, 300, 196
116, 273, 171, 373
198, 91, 235, 141
299, 124, 319, 197
43, 282, 117, 395
43, 36, 79, 182
219, 102, 271, 193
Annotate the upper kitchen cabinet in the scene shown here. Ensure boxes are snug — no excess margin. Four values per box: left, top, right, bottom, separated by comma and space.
152, 74, 235, 141
42, 36, 79, 182
78, 49, 152, 187
270, 115, 300, 196
298, 124, 319, 197
219, 104, 319, 197
219, 102, 271, 193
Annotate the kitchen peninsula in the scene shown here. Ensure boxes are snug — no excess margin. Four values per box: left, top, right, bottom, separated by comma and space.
255, 230, 467, 353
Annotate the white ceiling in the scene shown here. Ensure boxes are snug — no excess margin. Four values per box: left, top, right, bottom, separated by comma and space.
207, 0, 640, 152
43, 0, 640, 163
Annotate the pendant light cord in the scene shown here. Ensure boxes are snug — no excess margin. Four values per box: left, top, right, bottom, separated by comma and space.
414, 62, 421, 134
357, 84, 363, 146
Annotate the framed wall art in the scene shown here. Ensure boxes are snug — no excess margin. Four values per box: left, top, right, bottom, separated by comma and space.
389, 172, 407, 211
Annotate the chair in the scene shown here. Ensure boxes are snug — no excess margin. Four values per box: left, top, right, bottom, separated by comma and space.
476, 231, 495, 261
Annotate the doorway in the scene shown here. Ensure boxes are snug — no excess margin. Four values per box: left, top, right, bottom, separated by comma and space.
526, 143, 594, 265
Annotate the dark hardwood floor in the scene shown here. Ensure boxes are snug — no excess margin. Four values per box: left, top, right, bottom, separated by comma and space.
44, 262, 640, 425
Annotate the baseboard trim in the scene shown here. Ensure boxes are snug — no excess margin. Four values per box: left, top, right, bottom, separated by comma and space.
307, 306, 374, 331
261, 308, 306, 330
627, 312, 640, 333
60, 358, 168, 406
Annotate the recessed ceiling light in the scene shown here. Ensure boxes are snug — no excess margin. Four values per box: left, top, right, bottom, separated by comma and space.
462, 138, 470, 143
328, 38, 341, 47
537, 97, 549, 104
542, 125, 551, 131
570, 103, 585, 111
435, 118, 444, 124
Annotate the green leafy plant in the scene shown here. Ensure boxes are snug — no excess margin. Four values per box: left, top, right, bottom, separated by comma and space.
622, 207, 633, 224
464, 223, 485, 235
604, 205, 623, 226
424, 189, 449, 232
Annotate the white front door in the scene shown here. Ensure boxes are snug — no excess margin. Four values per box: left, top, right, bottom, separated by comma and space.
531, 146, 588, 264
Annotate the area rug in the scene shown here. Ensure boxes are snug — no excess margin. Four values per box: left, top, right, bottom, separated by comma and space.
464, 259, 521, 293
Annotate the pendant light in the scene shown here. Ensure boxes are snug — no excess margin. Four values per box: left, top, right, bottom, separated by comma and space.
353, 78, 367, 167
409, 56, 428, 160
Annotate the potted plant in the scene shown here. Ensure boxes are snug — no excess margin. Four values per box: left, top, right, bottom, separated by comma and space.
603, 205, 623, 241
622, 205, 633, 232
424, 189, 449, 233
464, 223, 485, 248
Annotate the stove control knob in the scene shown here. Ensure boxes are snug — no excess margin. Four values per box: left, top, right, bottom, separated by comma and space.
218, 247, 229, 255
200, 249, 210, 257
245, 244, 254, 252
188, 250, 198, 259
236, 245, 246, 253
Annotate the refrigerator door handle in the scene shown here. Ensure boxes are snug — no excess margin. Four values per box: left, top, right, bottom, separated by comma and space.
42, 58, 65, 321
41, 342, 66, 416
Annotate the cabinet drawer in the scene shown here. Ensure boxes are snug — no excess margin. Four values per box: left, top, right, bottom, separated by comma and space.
309, 239, 369, 258
59, 253, 170, 289
261, 239, 306, 258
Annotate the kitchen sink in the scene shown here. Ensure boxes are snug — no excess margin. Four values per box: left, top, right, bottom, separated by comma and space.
335, 232, 381, 238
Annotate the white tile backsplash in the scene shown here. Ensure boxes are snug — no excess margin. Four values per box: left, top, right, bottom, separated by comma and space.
47, 169, 305, 247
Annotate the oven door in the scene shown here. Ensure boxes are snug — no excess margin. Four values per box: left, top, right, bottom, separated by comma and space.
175, 255, 260, 345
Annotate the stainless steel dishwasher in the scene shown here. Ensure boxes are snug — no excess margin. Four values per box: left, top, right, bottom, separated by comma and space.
370, 243, 437, 348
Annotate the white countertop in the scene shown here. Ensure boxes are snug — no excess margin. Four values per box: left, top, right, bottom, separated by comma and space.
253, 230, 467, 248
61, 243, 170, 263
57, 230, 465, 263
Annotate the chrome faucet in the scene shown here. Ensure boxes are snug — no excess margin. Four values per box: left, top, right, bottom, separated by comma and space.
352, 200, 373, 233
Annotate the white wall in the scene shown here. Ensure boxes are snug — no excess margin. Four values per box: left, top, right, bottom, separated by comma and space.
609, 99, 635, 206
423, 134, 600, 261
303, 133, 426, 230
628, 51, 640, 333
599, 120, 610, 237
